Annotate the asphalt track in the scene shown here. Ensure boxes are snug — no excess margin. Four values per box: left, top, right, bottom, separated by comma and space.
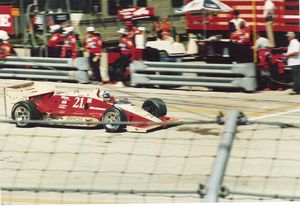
1, 79, 300, 204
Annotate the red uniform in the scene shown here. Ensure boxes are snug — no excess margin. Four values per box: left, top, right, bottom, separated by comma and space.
61, 34, 77, 59
85, 34, 103, 81
110, 36, 136, 83
0, 42, 12, 58
127, 27, 142, 40
48, 33, 64, 58
119, 36, 136, 62
231, 27, 251, 44
48, 33, 64, 48
85, 34, 102, 55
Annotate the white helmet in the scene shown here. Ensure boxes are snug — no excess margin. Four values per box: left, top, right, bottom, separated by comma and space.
86, 26, 95, 32
102, 90, 110, 99
117, 28, 128, 35
62, 26, 74, 35
49, 24, 61, 33
0, 30, 9, 41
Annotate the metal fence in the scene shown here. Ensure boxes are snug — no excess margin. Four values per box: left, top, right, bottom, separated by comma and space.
1, 108, 300, 204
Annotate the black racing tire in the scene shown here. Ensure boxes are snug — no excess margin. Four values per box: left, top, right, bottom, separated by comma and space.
11, 100, 41, 127
102, 107, 127, 133
142, 98, 167, 118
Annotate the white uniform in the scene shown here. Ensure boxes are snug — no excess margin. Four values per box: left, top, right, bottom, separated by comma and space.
263, 0, 275, 18
287, 39, 300, 66
230, 18, 246, 31
255, 37, 270, 49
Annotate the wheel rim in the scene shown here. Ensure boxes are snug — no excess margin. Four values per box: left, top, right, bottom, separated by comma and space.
14, 106, 30, 126
103, 111, 121, 130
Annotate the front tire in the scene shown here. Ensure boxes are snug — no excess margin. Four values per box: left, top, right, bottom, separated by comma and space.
11, 100, 41, 127
142, 98, 167, 118
102, 107, 127, 132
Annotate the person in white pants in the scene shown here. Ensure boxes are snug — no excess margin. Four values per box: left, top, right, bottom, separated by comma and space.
284, 32, 300, 94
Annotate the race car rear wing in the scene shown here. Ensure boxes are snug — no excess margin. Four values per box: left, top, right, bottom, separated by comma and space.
4, 81, 55, 118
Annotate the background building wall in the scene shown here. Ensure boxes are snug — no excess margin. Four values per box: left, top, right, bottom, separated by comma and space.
70, 0, 187, 41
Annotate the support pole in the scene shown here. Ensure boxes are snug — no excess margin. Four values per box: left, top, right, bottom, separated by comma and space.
205, 110, 240, 202
252, 0, 257, 63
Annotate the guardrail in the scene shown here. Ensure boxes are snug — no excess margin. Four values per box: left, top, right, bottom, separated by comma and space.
130, 61, 257, 92
0, 56, 90, 84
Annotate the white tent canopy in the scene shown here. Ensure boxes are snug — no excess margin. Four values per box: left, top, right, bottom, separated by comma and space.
176, 0, 232, 13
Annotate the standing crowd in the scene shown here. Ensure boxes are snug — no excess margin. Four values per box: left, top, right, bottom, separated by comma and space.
228, 0, 300, 94
47, 24, 103, 82
0, 19, 141, 87
0, 0, 299, 92
47, 20, 140, 86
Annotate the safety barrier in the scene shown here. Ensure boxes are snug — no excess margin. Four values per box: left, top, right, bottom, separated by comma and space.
0, 56, 90, 83
130, 61, 257, 92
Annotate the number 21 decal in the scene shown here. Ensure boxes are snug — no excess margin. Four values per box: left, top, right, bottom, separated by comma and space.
73, 97, 85, 108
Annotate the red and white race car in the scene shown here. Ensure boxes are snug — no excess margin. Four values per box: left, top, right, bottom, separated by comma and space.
4, 82, 177, 132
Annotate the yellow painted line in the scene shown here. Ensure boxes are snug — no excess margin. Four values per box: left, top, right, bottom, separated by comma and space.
2, 197, 111, 204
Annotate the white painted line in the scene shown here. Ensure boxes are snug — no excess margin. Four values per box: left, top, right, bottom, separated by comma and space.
249, 108, 300, 121
89, 106, 106, 111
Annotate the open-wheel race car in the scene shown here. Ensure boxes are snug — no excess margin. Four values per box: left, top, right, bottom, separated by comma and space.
4, 82, 178, 132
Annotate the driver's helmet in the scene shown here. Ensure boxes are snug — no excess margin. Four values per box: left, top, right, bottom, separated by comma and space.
102, 90, 111, 101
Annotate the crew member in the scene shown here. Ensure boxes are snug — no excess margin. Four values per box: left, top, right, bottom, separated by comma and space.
263, 0, 276, 47
254, 32, 270, 49
229, 10, 246, 31
231, 21, 251, 45
84, 26, 103, 82
48, 24, 64, 58
230, 21, 252, 62
60, 26, 78, 59
161, 17, 172, 36
113, 28, 136, 87
152, 17, 162, 37
0, 30, 12, 58
125, 20, 141, 42
284, 32, 300, 94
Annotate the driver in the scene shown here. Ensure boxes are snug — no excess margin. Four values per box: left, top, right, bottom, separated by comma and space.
96, 89, 111, 102
102, 90, 111, 102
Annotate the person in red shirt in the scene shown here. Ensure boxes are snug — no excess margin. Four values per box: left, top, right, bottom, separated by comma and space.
160, 17, 171, 35
60, 26, 78, 59
231, 21, 251, 45
0, 30, 12, 58
48, 24, 64, 58
119, 29, 136, 61
125, 20, 141, 43
112, 28, 136, 86
84, 26, 103, 82
152, 17, 162, 37
230, 21, 253, 62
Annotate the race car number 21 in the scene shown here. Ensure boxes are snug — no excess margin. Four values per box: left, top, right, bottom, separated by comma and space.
73, 97, 85, 108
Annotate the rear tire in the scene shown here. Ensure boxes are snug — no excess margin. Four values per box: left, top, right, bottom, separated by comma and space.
102, 107, 127, 132
11, 100, 41, 127
142, 98, 167, 118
